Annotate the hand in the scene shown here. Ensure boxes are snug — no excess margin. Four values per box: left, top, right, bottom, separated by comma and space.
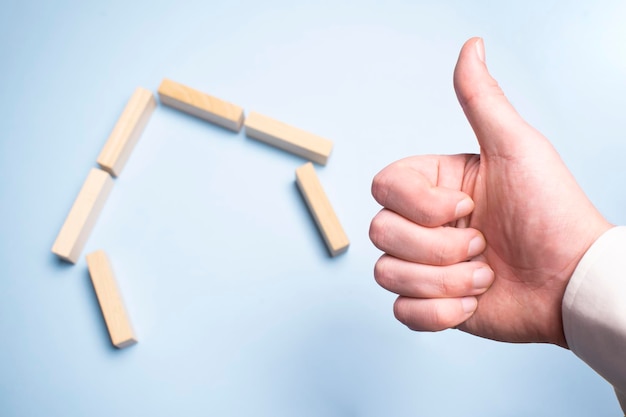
369, 37, 612, 347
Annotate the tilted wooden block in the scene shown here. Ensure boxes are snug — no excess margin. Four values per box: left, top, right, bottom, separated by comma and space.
52, 168, 114, 264
157, 78, 244, 132
97, 87, 156, 177
295, 162, 349, 256
244, 111, 333, 165
86, 250, 137, 349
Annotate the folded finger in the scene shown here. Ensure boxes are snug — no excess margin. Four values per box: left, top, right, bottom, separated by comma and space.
394, 296, 478, 332
375, 254, 494, 298
372, 156, 475, 227
369, 209, 486, 265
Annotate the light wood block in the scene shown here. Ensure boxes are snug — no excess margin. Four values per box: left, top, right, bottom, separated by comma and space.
52, 168, 114, 264
97, 87, 156, 177
244, 111, 333, 165
86, 250, 137, 349
295, 162, 349, 256
157, 78, 244, 132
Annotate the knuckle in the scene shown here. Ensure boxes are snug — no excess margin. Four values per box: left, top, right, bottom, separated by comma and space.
417, 205, 436, 227
369, 212, 390, 249
429, 228, 468, 266
433, 267, 471, 297
415, 185, 453, 227
373, 256, 392, 287
393, 298, 456, 332
371, 171, 391, 206
430, 236, 453, 266
393, 297, 409, 324
433, 269, 452, 295
426, 303, 457, 331
406, 185, 437, 227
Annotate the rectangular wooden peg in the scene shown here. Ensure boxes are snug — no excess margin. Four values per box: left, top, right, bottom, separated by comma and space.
86, 250, 137, 349
245, 111, 333, 165
52, 168, 114, 264
295, 162, 349, 256
157, 78, 244, 132
97, 87, 156, 177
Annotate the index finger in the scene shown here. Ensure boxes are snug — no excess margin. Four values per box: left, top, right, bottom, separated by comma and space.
371, 155, 476, 227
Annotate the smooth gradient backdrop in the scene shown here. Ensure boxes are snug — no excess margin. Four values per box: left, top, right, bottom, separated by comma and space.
1, 1, 625, 415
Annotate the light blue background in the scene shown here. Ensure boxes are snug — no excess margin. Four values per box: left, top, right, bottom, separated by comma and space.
1, 1, 625, 415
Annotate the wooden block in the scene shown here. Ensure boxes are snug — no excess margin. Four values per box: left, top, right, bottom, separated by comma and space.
86, 250, 137, 349
157, 78, 244, 132
245, 112, 333, 165
295, 162, 349, 256
52, 168, 114, 264
97, 87, 156, 177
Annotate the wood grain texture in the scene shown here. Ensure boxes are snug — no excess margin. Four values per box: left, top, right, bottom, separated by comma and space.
244, 111, 333, 165
295, 162, 349, 256
52, 168, 114, 264
158, 78, 244, 132
97, 87, 156, 177
86, 250, 137, 349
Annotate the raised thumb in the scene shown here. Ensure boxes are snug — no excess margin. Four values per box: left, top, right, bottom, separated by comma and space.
454, 38, 536, 157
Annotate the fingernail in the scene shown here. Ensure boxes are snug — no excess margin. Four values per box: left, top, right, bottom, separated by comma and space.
455, 198, 474, 218
467, 236, 485, 258
462, 297, 478, 314
472, 267, 493, 290
475, 38, 485, 63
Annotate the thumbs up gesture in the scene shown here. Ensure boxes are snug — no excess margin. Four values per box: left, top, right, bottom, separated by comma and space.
369, 38, 611, 347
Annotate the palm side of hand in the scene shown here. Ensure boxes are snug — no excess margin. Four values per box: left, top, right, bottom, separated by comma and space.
452, 137, 609, 346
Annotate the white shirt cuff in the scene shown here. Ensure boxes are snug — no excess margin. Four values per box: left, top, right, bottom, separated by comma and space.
563, 226, 626, 412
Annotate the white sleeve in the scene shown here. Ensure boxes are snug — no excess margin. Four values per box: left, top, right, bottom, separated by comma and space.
562, 226, 626, 412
